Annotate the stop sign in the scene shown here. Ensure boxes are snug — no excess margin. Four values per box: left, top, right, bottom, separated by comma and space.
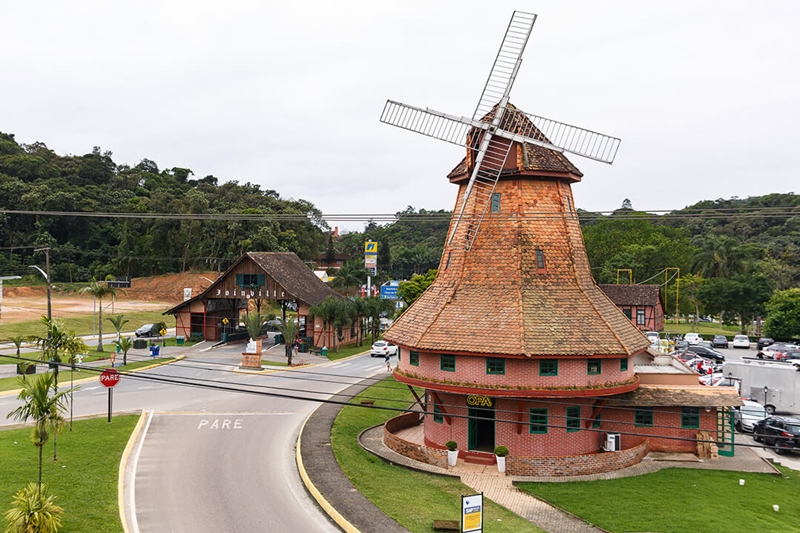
100, 368, 120, 388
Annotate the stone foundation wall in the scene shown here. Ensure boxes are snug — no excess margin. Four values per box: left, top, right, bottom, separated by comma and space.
384, 413, 448, 469
507, 441, 649, 477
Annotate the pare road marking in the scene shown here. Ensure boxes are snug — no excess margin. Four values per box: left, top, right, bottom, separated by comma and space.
197, 419, 243, 430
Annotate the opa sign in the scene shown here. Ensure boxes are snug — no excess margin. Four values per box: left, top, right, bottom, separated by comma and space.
466, 395, 493, 408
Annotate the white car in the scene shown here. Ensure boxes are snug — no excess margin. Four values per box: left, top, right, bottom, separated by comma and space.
684, 333, 702, 345
370, 340, 398, 357
645, 331, 660, 345
734, 399, 767, 432
732, 335, 751, 349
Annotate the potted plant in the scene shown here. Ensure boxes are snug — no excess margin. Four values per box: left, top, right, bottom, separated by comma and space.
240, 311, 264, 368
445, 441, 459, 467
494, 445, 509, 473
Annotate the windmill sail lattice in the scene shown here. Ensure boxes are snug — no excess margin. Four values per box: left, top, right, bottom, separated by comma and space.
380, 11, 621, 250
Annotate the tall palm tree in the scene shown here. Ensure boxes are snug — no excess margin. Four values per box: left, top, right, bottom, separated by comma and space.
106, 314, 130, 342
691, 235, 748, 279
275, 317, 299, 365
6, 372, 74, 491
80, 281, 116, 352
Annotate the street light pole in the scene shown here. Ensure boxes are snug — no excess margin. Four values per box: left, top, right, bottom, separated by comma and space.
30, 260, 51, 324
764, 386, 769, 417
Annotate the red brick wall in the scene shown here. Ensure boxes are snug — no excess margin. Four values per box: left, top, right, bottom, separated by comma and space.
397, 351, 634, 390
384, 413, 448, 468
599, 404, 718, 453
507, 441, 649, 476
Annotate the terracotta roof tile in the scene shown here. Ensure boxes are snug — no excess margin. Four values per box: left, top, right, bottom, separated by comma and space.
599, 284, 663, 307
607, 385, 743, 407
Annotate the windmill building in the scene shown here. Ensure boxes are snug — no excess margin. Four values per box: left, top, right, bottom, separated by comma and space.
380, 11, 740, 476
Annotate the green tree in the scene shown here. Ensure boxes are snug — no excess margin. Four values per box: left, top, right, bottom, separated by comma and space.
398, 269, 437, 308
9, 335, 24, 357
309, 296, 353, 352
116, 336, 134, 366
6, 372, 74, 490
106, 314, 129, 342
275, 317, 299, 365
698, 274, 773, 333
79, 281, 116, 352
363, 297, 396, 344
691, 235, 749, 278
3, 482, 63, 533
331, 258, 367, 296
763, 288, 800, 341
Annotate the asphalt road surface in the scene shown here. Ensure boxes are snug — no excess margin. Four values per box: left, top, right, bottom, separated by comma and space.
1, 344, 390, 532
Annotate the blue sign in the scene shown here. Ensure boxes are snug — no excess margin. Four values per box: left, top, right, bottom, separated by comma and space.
380, 285, 398, 299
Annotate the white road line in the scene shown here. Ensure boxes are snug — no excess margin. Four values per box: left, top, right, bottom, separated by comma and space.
129, 410, 154, 533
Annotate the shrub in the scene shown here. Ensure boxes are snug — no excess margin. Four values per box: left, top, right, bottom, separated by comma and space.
445, 440, 458, 451
3, 483, 63, 533
494, 445, 509, 457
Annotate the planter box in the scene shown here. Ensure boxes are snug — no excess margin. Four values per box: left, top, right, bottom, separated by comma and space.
241, 353, 262, 369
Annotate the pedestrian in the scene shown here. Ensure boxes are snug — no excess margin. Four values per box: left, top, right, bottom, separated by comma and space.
292, 339, 299, 358
385, 352, 391, 372
756, 350, 765, 359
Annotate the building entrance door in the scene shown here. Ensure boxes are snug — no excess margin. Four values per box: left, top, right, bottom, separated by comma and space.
467, 406, 495, 452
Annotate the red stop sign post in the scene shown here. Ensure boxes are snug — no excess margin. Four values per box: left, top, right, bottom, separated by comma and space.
100, 369, 120, 422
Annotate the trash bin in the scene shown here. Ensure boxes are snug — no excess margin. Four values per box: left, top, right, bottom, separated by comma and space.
275, 334, 283, 345
48, 358, 58, 370
133, 338, 147, 349
149, 345, 160, 357
176, 336, 185, 346
116, 343, 122, 353
320, 346, 328, 357
16, 363, 36, 375
221, 332, 228, 343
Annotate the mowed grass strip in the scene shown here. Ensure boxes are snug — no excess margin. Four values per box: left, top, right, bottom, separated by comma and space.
0, 309, 170, 340
331, 376, 544, 533
0, 415, 139, 533
0, 360, 176, 392
518, 467, 800, 533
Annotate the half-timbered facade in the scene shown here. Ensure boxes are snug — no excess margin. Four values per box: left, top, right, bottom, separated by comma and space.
599, 284, 665, 332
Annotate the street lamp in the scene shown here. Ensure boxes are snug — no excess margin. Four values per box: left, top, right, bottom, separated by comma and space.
764, 386, 769, 417
29, 265, 51, 323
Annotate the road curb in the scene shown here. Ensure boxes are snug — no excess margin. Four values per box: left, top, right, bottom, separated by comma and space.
296, 412, 361, 533
119, 409, 148, 533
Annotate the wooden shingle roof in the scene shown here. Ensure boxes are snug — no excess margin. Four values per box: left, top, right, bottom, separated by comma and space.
247, 252, 339, 305
599, 284, 663, 307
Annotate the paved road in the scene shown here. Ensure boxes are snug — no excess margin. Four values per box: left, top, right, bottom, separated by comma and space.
1, 343, 390, 532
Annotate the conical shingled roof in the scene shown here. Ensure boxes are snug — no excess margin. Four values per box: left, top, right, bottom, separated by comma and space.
447, 103, 584, 180
385, 110, 649, 358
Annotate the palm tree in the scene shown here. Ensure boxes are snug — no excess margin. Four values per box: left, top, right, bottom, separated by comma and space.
106, 314, 130, 342
116, 336, 134, 366
6, 372, 74, 491
10, 335, 25, 356
310, 296, 354, 353
80, 280, 116, 352
364, 297, 396, 344
29, 317, 86, 458
275, 317, 299, 365
691, 235, 748, 279
3, 482, 63, 533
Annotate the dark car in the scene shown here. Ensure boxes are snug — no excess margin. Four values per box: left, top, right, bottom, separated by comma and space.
757, 337, 774, 350
683, 345, 725, 363
135, 323, 160, 338
710, 335, 729, 349
753, 416, 800, 454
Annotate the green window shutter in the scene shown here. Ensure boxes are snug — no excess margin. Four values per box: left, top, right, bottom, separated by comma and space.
566, 406, 581, 432
257, 274, 265, 286
236, 274, 244, 287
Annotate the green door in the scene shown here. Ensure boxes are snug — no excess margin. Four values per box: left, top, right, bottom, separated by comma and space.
468, 410, 479, 449
717, 407, 735, 457
467, 406, 495, 452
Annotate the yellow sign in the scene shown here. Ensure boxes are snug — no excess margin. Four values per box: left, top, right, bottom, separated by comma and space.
222, 318, 229, 325
159, 328, 167, 337
461, 493, 483, 532
364, 241, 378, 253
466, 395, 493, 408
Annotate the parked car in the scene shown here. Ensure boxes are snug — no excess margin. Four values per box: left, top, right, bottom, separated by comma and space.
370, 340, 398, 357
685, 357, 722, 374
645, 331, 660, 345
753, 416, 800, 454
135, 323, 161, 338
765, 343, 800, 360
674, 339, 689, 351
782, 351, 800, 363
683, 345, 725, 362
733, 399, 767, 432
757, 337, 774, 350
732, 335, 751, 349
684, 333, 702, 345
711, 335, 729, 349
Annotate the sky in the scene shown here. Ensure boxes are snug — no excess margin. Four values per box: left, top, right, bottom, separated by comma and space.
2, 1, 798, 231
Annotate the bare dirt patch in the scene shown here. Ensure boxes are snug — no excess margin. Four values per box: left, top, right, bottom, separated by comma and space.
1, 271, 218, 324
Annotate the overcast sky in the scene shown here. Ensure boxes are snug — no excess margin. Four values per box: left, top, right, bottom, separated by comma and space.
2, 1, 797, 231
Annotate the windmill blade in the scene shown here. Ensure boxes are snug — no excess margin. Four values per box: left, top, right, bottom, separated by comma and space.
473, 11, 537, 122
380, 100, 476, 149
510, 108, 622, 164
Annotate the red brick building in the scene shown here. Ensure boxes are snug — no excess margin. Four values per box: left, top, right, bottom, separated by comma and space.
599, 284, 665, 332
383, 107, 740, 476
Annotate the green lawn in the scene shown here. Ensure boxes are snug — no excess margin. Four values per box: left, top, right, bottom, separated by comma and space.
324, 342, 370, 361
0, 359, 176, 392
0, 415, 139, 533
518, 467, 800, 533
0, 309, 170, 341
662, 322, 743, 338
331, 377, 544, 533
